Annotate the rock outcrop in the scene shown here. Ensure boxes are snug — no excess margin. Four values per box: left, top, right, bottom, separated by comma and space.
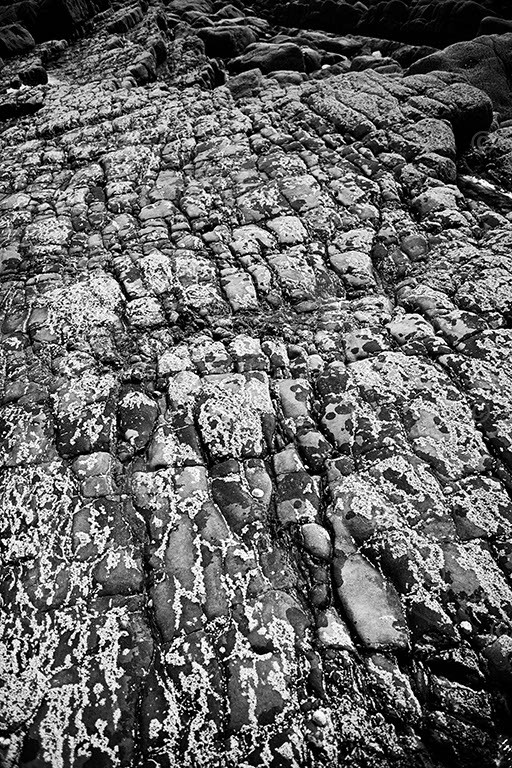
0, 22, 35, 56
1, 2, 512, 768
408, 32, 512, 120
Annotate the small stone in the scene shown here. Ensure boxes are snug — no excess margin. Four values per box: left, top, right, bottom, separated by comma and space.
300, 523, 332, 560
311, 710, 328, 727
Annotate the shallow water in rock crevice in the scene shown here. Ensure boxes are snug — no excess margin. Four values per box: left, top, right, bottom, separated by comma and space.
1, 8, 512, 768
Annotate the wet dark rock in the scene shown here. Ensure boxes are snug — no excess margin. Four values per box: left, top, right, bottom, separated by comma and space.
34, 0, 105, 41
0, 1, 39, 32
302, 45, 322, 73
0, 89, 45, 120
409, 33, 512, 120
478, 15, 512, 35
197, 24, 257, 57
230, 41, 306, 74
128, 50, 157, 83
227, 65, 262, 98
39, 38, 68, 64
19, 63, 48, 85
0, 22, 34, 56
389, 43, 438, 67
1, 2, 512, 767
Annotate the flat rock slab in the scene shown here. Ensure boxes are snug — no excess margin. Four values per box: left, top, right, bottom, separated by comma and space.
333, 553, 409, 649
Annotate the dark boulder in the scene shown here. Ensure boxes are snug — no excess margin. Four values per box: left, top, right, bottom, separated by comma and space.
150, 36, 167, 66
0, 22, 34, 57
360, 0, 408, 40
404, 18, 430, 43
390, 44, 438, 67
302, 45, 322, 72
197, 25, 257, 58
478, 16, 512, 35
229, 42, 305, 74
402, 74, 493, 146
19, 63, 48, 85
33, 0, 107, 42
39, 38, 68, 65
277, 0, 362, 35
359, 0, 489, 45
227, 67, 263, 99
128, 51, 156, 83
433, 80, 493, 145
0, 88, 44, 121
8, 75, 22, 89
0, 2, 39, 34
408, 33, 512, 121
328, 0, 363, 32
437, 0, 489, 43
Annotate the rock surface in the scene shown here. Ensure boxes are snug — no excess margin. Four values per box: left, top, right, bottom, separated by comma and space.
409, 32, 512, 120
265, 0, 512, 46
0, 22, 35, 56
1, 2, 512, 768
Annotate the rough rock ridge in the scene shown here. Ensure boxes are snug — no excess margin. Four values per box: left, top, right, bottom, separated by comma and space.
1, 3, 512, 768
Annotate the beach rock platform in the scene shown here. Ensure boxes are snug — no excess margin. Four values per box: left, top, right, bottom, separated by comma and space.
1, 2, 512, 767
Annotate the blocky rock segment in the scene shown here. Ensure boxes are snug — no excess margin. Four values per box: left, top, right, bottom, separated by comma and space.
1, 3, 512, 768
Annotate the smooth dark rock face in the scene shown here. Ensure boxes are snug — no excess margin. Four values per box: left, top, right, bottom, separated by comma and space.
2, 1, 512, 768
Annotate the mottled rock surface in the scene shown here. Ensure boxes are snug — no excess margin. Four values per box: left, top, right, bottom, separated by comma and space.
1, 3, 512, 768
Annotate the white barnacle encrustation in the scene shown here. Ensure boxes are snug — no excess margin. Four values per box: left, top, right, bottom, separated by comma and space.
36, 273, 123, 343
198, 374, 266, 459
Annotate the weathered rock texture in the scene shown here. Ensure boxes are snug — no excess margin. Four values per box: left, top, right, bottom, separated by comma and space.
1, 3, 512, 768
